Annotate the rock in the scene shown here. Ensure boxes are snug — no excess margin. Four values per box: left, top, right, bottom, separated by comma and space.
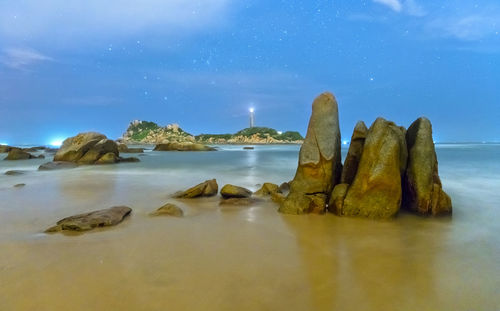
4, 149, 38, 160
271, 192, 286, 204
44, 148, 59, 153
0, 145, 13, 153
150, 203, 184, 217
254, 183, 280, 197
219, 197, 261, 206
23, 146, 46, 152
14, 183, 26, 188
341, 121, 368, 184
279, 92, 342, 214
5, 170, 26, 176
154, 142, 216, 152
220, 184, 253, 199
403, 117, 452, 216
243, 146, 254, 150
54, 132, 107, 162
95, 152, 119, 164
118, 143, 144, 153
45, 206, 132, 233
173, 179, 219, 198
342, 118, 408, 219
327, 183, 349, 215
38, 161, 78, 171
119, 157, 140, 163
278, 181, 291, 193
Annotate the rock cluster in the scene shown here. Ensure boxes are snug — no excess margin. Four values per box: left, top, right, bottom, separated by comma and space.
4, 149, 44, 160
279, 92, 452, 219
154, 142, 216, 152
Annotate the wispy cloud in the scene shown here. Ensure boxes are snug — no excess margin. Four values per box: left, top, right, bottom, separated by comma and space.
1, 48, 53, 69
428, 13, 500, 41
373, 0, 402, 12
372, 0, 426, 16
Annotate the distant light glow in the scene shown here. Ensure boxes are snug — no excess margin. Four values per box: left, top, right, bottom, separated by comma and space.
277, 131, 283, 135
249, 107, 254, 113
50, 139, 64, 147
0, 142, 8, 146
343, 140, 349, 145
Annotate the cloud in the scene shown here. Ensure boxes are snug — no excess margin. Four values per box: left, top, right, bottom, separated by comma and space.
373, 0, 402, 12
428, 13, 500, 41
0, 0, 235, 43
1, 48, 53, 69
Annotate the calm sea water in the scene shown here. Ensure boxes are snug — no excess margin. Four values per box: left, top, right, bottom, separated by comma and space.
0, 144, 499, 311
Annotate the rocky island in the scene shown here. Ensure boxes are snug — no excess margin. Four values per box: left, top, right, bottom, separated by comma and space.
121, 120, 303, 144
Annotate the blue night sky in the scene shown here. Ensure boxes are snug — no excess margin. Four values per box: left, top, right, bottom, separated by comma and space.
1, 0, 499, 145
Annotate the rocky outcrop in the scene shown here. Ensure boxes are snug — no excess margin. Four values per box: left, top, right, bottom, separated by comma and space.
150, 203, 184, 217
342, 118, 408, 218
341, 121, 368, 184
4, 149, 44, 160
122, 120, 196, 144
173, 179, 219, 198
279, 92, 342, 214
403, 117, 452, 216
254, 183, 280, 197
220, 184, 253, 199
5, 170, 26, 176
45, 206, 132, 233
39, 161, 78, 170
0, 145, 16, 153
154, 142, 216, 152
196, 128, 304, 144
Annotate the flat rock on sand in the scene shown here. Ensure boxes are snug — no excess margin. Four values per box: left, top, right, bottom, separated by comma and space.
150, 203, 184, 217
45, 206, 132, 233
220, 184, 253, 199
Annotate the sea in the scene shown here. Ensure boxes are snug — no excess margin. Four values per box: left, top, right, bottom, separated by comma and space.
0, 144, 499, 311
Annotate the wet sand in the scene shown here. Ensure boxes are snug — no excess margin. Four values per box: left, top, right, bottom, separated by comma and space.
0, 145, 499, 310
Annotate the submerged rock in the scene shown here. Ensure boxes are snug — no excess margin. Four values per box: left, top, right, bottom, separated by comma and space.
154, 142, 216, 152
13, 183, 26, 188
341, 121, 368, 184
5, 170, 26, 176
45, 206, 132, 233
118, 157, 140, 163
150, 203, 184, 217
220, 184, 253, 199
342, 118, 408, 219
4, 149, 43, 160
173, 179, 219, 198
403, 117, 452, 216
219, 197, 261, 206
39, 161, 78, 171
243, 146, 254, 150
279, 92, 342, 214
254, 183, 280, 197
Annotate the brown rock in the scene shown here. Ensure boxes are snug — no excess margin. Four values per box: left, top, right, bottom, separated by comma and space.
154, 142, 216, 152
54, 132, 107, 162
173, 179, 219, 198
118, 143, 144, 153
119, 157, 140, 163
39, 161, 78, 171
78, 139, 119, 164
254, 183, 280, 197
95, 152, 119, 164
341, 121, 368, 184
279, 92, 342, 214
14, 183, 26, 188
5, 170, 26, 176
342, 118, 408, 219
150, 203, 184, 217
45, 206, 132, 233
403, 117, 452, 216
4, 149, 37, 160
327, 183, 349, 215
220, 184, 253, 199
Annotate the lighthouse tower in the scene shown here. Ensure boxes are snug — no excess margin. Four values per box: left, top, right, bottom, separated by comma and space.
249, 108, 255, 128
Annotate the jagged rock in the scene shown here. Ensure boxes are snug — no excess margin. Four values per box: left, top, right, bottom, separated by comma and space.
173, 179, 218, 198
54, 132, 107, 162
119, 157, 140, 163
4, 149, 42, 160
403, 117, 452, 216
5, 170, 26, 176
118, 143, 144, 153
220, 184, 253, 199
38, 161, 78, 171
154, 142, 216, 152
150, 203, 184, 217
327, 183, 349, 215
279, 92, 342, 214
254, 183, 280, 197
342, 118, 408, 219
14, 183, 26, 188
45, 206, 132, 233
341, 121, 368, 184
95, 152, 119, 164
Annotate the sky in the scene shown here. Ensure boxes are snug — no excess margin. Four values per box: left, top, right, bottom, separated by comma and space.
0, 0, 499, 144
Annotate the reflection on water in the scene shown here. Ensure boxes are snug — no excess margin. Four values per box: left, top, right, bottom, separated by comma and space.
0, 144, 499, 310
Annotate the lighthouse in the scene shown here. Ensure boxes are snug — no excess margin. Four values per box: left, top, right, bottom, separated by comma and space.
249, 107, 255, 128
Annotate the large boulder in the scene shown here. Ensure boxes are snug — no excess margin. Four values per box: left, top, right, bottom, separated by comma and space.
77, 139, 119, 164
45, 206, 132, 233
4, 149, 43, 160
173, 179, 218, 198
403, 117, 452, 216
54, 132, 107, 162
341, 121, 368, 184
279, 92, 342, 214
220, 184, 253, 199
154, 142, 216, 152
342, 118, 408, 218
